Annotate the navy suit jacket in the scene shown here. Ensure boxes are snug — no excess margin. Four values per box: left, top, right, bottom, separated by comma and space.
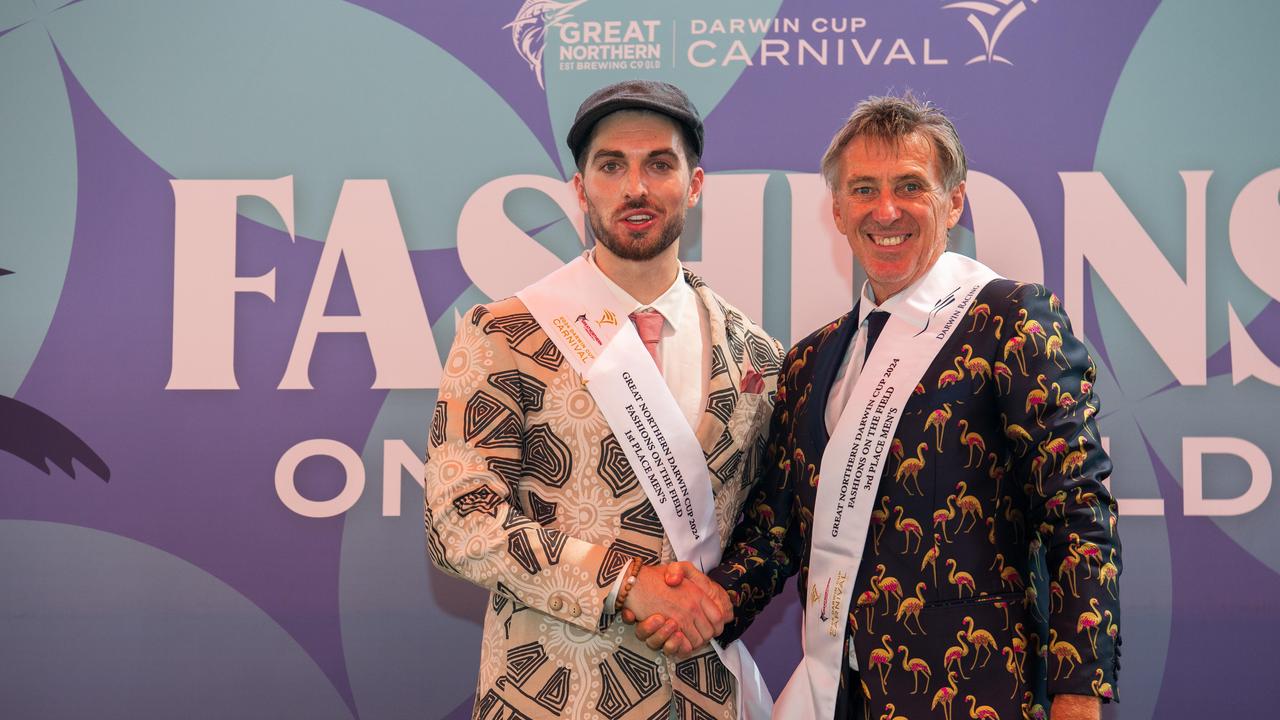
712, 279, 1120, 720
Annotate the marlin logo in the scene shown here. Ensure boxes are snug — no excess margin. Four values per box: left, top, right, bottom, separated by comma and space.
818, 578, 832, 622
575, 313, 603, 345
943, 0, 1039, 65
914, 286, 960, 337
505, 0, 590, 88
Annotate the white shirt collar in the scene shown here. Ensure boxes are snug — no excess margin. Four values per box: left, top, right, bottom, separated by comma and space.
586, 249, 692, 330
856, 284, 878, 327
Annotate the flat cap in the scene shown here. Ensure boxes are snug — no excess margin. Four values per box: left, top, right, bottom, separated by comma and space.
566, 80, 704, 163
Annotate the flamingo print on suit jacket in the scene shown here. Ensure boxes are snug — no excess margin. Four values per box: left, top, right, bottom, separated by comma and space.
709, 280, 1120, 719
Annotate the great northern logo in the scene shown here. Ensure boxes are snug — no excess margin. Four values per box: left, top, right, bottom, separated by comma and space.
943, 0, 1039, 65
575, 313, 603, 346
815, 578, 832, 622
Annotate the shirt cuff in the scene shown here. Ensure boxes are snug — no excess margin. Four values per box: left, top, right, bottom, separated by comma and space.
601, 569, 629, 623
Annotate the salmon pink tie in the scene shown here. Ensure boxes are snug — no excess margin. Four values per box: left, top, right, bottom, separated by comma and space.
629, 309, 665, 372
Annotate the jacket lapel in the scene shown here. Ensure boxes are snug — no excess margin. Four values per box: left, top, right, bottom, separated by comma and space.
803, 302, 861, 450
685, 270, 740, 460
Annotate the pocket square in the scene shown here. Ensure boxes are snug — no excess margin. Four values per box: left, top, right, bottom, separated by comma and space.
740, 368, 765, 394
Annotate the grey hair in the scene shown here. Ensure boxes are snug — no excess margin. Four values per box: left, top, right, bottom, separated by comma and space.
819, 93, 967, 192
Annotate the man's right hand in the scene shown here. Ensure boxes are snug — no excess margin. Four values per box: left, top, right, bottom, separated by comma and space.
621, 562, 732, 657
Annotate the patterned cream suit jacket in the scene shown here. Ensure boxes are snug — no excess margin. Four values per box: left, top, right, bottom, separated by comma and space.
425, 269, 783, 720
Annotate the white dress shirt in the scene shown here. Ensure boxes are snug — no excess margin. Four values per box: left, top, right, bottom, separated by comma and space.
588, 251, 711, 429
824, 284, 879, 437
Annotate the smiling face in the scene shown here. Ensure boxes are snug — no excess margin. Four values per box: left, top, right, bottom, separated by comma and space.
831, 132, 966, 303
572, 110, 703, 263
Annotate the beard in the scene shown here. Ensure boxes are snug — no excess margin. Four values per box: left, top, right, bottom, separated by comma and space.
584, 196, 685, 262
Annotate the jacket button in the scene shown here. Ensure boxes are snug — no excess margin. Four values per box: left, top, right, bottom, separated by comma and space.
570, 605, 581, 617
549, 598, 563, 611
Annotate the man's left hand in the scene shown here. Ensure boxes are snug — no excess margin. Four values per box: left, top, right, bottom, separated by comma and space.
1051, 693, 1100, 720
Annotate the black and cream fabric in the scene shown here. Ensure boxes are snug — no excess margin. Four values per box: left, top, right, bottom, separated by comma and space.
425, 269, 783, 719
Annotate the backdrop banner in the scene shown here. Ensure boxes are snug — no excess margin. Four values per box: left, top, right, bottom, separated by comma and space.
2, 1, 1277, 718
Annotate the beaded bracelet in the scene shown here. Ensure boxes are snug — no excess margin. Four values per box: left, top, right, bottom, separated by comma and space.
613, 557, 644, 613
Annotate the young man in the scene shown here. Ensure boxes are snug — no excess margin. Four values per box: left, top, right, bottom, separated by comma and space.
426, 81, 781, 719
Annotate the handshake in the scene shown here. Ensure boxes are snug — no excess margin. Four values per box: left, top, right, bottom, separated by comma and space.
618, 561, 734, 658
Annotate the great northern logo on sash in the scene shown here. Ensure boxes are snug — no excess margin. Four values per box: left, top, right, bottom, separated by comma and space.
775, 252, 1001, 720
516, 253, 773, 720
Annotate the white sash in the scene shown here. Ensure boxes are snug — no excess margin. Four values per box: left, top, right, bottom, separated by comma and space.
516, 256, 772, 720
775, 253, 1000, 720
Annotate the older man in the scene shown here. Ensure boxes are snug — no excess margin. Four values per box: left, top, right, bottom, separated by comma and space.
639, 94, 1121, 720
425, 80, 780, 719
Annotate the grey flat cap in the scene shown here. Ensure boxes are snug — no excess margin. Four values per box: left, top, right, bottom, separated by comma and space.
566, 80, 704, 162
